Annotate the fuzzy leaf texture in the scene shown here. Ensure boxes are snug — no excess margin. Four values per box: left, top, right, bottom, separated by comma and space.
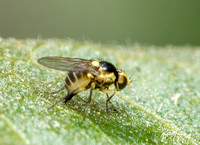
0, 38, 200, 145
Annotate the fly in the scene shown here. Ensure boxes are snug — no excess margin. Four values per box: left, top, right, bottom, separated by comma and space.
38, 56, 130, 121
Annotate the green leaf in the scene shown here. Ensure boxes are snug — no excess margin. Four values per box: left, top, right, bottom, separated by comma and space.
0, 38, 199, 144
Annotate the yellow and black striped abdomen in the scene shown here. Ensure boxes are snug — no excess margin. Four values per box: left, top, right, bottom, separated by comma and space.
65, 71, 91, 93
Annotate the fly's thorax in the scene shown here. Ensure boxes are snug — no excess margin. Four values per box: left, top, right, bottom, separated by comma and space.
99, 61, 118, 84
90, 60, 118, 86
91, 60, 118, 75
95, 73, 116, 90
98, 72, 116, 84
91, 61, 118, 88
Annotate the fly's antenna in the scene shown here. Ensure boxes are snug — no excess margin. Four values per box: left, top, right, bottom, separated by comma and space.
129, 74, 136, 83
129, 74, 133, 82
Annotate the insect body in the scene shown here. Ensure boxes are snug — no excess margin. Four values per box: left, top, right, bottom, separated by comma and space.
38, 57, 130, 120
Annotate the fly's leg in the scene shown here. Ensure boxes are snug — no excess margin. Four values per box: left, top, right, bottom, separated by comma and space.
106, 92, 115, 117
106, 94, 113, 105
48, 88, 78, 110
106, 93, 118, 112
51, 85, 66, 94
50, 85, 74, 104
83, 83, 95, 121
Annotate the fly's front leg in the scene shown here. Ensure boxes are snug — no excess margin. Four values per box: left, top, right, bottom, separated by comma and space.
106, 92, 116, 117
106, 94, 114, 105
83, 82, 95, 121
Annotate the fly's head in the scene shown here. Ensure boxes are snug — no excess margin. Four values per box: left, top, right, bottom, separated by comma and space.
115, 69, 130, 91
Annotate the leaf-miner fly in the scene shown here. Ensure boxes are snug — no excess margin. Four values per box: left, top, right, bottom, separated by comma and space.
38, 57, 130, 121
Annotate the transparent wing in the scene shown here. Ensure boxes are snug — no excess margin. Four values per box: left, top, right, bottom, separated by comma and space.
38, 56, 98, 73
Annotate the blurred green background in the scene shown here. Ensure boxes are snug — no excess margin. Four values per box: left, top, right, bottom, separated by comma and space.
0, 0, 200, 46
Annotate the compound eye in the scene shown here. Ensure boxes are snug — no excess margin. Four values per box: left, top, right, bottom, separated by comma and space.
117, 75, 127, 90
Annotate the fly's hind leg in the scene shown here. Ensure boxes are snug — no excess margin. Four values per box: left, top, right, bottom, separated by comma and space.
51, 85, 66, 94
50, 85, 74, 104
48, 88, 78, 110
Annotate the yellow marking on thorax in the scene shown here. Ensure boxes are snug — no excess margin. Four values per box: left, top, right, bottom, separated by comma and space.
96, 72, 116, 85
103, 72, 116, 81
87, 73, 94, 79
92, 61, 100, 67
